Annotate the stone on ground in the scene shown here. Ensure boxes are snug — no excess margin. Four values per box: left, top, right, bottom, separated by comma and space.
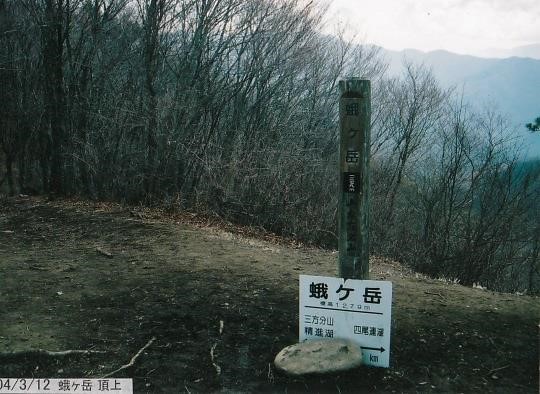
274, 339, 363, 375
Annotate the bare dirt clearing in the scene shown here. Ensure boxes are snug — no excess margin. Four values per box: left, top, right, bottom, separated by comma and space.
0, 196, 538, 393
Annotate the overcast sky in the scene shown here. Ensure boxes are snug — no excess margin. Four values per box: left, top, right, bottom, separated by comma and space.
322, 0, 540, 56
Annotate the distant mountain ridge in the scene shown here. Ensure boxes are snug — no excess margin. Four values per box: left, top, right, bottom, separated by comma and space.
479, 43, 540, 60
379, 47, 540, 158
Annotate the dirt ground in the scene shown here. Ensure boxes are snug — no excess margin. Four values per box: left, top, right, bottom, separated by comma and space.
0, 196, 538, 393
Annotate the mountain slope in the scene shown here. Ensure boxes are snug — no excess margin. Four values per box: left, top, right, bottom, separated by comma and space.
381, 48, 540, 158
480, 43, 540, 59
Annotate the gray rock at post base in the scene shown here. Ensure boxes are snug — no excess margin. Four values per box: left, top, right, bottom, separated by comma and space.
274, 339, 363, 376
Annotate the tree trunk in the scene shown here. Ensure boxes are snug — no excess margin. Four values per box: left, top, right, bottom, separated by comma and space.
5, 154, 14, 196
42, 0, 66, 195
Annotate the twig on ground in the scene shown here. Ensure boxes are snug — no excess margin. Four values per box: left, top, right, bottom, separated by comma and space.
486, 364, 510, 376
210, 343, 221, 376
267, 363, 274, 383
96, 247, 113, 258
101, 337, 156, 378
424, 291, 444, 298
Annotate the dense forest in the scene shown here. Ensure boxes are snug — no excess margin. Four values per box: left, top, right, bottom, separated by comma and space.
1, 0, 539, 293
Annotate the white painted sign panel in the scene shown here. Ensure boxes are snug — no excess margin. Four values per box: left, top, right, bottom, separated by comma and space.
299, 274, 392, 367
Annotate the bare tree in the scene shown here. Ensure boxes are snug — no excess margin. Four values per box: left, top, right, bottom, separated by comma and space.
39, 0, 70, 194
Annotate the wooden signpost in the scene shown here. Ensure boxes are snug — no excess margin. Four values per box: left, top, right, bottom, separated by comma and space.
338, 78, 371, 280
289, 84, 393, 372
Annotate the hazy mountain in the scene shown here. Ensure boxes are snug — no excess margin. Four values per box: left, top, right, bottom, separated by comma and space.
510, 44, 540, 59
381, 48, 540, 158
479, 44, 540, 60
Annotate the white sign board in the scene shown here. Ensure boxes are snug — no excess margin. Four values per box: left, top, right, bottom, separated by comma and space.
299, 274, 392, 367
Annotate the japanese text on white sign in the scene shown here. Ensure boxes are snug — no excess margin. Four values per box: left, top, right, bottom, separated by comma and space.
299, 275, 392, 367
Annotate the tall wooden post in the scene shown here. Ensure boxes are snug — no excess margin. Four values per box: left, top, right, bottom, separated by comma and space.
338, 78, 371, 279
